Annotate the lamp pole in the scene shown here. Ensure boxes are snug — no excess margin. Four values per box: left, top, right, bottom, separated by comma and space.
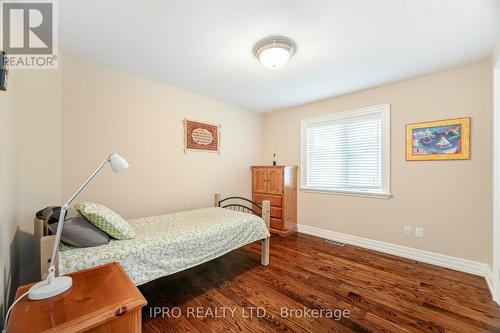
28, 153, 129, 300
46, 154, 114, 284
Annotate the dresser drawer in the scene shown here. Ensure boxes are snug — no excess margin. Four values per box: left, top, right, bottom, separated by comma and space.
270, 206, 282, 219
253, 193, 282, 207
270, 218, 285, 230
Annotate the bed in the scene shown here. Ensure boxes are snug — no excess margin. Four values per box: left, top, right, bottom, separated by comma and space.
34, 193, 271, 285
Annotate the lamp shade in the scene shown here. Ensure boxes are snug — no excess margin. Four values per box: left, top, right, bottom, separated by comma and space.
253, 36, 296, 70
109, 153, 129, 173
258, 47, 291, 70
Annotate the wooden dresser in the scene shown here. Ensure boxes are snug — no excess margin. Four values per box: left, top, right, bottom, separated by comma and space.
7, 263, 147, 333
252, 165, 297, 237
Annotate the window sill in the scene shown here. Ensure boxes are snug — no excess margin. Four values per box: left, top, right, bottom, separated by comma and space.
300, 187, 393, 199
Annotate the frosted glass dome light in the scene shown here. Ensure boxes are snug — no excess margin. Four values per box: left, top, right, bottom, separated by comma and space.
253, 36, 296, 70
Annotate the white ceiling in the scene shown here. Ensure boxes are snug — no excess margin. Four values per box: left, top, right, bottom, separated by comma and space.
60, 0, 500, 112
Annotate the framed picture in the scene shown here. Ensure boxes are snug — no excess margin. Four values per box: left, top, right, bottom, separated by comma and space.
184, 119, 221, 153
0, 51, 7, 91
406, 117, 470, 161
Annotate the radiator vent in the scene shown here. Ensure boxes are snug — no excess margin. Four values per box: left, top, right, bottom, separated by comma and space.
325, 239, 345, 247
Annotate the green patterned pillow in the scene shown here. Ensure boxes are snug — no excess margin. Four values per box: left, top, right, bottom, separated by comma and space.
75, 202, 134, 240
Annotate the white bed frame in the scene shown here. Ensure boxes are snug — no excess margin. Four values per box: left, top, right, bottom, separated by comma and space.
34, 193, 271, 280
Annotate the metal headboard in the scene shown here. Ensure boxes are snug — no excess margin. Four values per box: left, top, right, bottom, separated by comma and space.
218, 196, 262, 215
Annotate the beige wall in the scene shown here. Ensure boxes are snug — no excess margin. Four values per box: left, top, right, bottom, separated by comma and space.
0, 67, 61, 316
492, 45, 500, 298
61, 55, 262, 219
16, 69, 62, 283
262, 62, 492, 263
0, 72, 19, 325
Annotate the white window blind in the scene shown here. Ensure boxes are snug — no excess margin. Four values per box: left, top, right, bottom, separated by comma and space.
301, 105, 391, 198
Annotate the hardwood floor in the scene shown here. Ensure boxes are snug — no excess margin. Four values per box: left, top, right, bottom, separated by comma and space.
140, 233, 500, 333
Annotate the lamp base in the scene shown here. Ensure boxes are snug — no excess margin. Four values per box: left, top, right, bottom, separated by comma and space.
28, 276, 73, 300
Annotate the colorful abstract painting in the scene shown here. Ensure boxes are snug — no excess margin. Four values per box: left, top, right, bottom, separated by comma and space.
406, 118, 470, 161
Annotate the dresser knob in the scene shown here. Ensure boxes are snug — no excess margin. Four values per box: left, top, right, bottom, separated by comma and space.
115, 306, 127, 316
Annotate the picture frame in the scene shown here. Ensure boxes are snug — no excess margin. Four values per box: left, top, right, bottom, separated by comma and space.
406, 117, 470, 161
184, 119, 221, 153
0, 51, 8, 91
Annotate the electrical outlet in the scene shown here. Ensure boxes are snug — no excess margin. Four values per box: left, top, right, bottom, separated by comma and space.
415, 227, 424, 238
404, 226, 412, 236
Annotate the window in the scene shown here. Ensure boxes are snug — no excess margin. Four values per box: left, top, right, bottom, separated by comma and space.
301, 104, 391, 198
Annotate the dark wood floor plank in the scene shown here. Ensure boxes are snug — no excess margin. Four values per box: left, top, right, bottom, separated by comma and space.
140, 233, 500, 333
233, 269, 360, 333
270, 246, 500, 330
272, 234, 487, 289
262, 239, 489, 311
260, 257, 446, 333
191, 262, 291, 333
268, 239, 487, 293
266, 245, 496, 332
206, 252, 350, 333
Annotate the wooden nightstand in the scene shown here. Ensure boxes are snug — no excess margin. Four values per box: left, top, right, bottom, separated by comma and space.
7, 262, 147, 333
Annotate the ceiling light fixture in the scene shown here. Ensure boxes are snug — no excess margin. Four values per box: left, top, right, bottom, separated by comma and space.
253, 36, 296, 70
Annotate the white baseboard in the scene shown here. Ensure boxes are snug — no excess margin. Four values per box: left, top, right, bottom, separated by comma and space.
485, 268, 495, 299
298, 224, 493, 294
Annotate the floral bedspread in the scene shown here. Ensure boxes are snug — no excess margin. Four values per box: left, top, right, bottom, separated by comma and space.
58, 207, 270, 285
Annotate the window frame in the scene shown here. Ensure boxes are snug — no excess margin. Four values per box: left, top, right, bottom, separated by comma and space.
300, 104, 392, 199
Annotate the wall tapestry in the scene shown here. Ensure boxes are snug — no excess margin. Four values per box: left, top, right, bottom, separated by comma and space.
406, 117, 470, 161
184, 119, 220, 153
